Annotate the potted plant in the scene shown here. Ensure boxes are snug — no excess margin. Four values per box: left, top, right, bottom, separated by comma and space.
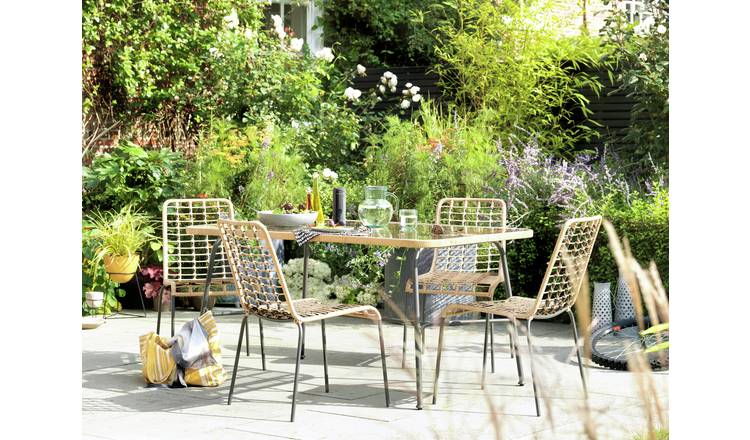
86, 205, 156, 283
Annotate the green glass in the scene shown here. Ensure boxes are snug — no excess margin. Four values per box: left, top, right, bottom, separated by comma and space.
357, 186, 399, 228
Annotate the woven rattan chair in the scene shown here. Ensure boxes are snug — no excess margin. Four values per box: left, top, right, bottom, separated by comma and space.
218, 219, 390, 422
432, 216, 602, 416
402, 198, 512, 369
157, 198, 239, 337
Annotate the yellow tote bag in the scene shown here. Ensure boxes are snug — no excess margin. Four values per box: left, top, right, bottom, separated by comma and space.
138, 311, 225, 387
183, 311, 226, 387
139, 332, 177, 385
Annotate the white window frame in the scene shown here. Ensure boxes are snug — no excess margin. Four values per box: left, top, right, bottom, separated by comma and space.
618, 0, 652, 24
269, 0, 323, 54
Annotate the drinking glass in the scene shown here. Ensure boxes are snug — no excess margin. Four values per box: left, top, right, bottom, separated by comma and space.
399, 209, 418, 232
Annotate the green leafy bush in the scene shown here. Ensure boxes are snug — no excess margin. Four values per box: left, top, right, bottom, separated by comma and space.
365, 105, 500, 220
600, 0, 669, 169
83, 142, 187, 216
432, 0, 604, 155
83, 0, 266, 149
319, 0, 441, 68
589, 184, 669, 289
188, 120, 308, 218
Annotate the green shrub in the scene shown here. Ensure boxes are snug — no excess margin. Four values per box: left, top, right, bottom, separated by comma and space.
238, 33, 362, 172
82, 1, 266, 148
432, 0, 604, 155
83, 0, 361, 164
589, 185, 669, 290
319, 0, 441, 68
365, 105, 500, 220
83, 142, 187, 216
600, 0, 669, 170
188, 120, 309, 218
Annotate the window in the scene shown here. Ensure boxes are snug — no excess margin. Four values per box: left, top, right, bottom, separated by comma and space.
619, 0, 653, 24
264, 1, 323, 53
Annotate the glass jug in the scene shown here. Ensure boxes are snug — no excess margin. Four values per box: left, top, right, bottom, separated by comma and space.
357, 186, 399, 228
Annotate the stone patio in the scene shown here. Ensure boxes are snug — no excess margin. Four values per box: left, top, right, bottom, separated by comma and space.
82, 309, 668, 439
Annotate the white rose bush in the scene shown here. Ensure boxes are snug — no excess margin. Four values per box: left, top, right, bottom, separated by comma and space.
339, 66, 426, 116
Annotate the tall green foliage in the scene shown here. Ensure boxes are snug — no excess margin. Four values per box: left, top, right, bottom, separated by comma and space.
82, 142, 187, 216
82, 1, 265, 136
319, 0, 441, 68
366, 104, 500, 219
188, 120, 308, 217
589, 185, 669, 289
83, 0, 360, 165
600, 0, 669, 169
433, 0, 604, 155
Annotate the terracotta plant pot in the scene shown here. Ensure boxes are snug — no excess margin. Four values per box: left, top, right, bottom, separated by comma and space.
103, 254, 140, 283
85, 291, 104, 309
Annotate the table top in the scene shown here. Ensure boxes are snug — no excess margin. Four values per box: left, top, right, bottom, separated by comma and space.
186, 222, 533, 248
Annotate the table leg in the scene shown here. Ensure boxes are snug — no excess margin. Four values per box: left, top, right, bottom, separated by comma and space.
301, 243, 309, 359
496, 243, 524, 380
200, 238, 221, 315
413, 248, 423, 410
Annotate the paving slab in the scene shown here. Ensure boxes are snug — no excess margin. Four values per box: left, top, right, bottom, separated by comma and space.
83, 309, 669, 439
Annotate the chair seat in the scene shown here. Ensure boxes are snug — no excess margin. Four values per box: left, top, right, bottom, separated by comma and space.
165, 279, 237, 297
442, 296, 538, 320
406, 271, 503, 296
245, 298, 381, 323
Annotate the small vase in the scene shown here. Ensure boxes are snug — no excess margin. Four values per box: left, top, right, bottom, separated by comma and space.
591, 282, 612, 334
614, 277, 636, 321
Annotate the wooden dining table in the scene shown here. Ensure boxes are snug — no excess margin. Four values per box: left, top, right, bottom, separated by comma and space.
186, 221, 533, 410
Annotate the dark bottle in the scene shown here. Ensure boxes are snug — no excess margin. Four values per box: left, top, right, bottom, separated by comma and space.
332, 187, 346, 226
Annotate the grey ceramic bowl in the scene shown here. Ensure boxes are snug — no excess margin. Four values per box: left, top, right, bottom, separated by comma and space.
257, 211, 318, 227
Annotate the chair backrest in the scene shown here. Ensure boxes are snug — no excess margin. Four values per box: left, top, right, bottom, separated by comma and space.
162, 198, 235, 282
433, 198, 507, 272
531, 216, 602, 319
217, 219, 299, 321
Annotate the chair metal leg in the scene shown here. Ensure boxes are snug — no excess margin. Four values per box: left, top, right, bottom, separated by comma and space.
401, 324, 407, 369
321, 320, 330, 393
228, 315, 247, 405
432, 316, 446, 404
291, 323, 304, 422
156, 285, 164, 335
245, 316, 251, 357
526, 320, 541, 417
200, 238, 221, 315
377, 320, 390, 407
413, 249, 424, 410
490, 316, 495, 373
170, 295, 176, 337
567, 309, 588, 397
495, 242, 515, 360
511, 317, 525, 385
481, 313, 490, 390
258, 317, 266, 370
301, 244, 309, 360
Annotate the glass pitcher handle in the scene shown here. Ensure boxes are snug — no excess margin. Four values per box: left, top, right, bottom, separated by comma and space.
386, 192, 400, 220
